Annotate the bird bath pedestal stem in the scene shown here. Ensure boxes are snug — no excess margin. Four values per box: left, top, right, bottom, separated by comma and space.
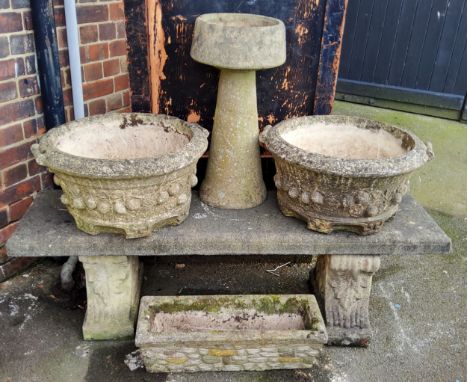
191, 13, 286, 209
202, 69, 265, 208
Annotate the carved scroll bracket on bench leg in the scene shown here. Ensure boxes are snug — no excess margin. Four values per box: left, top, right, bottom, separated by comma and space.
313, 255, 381, 347
79, 256, 142, 340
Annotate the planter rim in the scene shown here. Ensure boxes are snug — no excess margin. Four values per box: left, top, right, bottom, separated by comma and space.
32, 113, 209, 179
260, 115, 432, 178
135, 294, 327, 347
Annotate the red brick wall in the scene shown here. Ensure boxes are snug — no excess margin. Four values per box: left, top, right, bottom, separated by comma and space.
0, 0, 44, 260
54, 0, 131, 120
0, 0, 131, 264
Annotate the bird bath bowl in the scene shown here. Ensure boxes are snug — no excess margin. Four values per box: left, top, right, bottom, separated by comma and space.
31, 113, 209, 238
136, 294, 327, 373
191, 13, 286, 209
259, 115, 434, 235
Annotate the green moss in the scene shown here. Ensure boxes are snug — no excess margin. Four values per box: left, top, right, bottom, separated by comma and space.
150, 297, 244, 314
149, 296, 319, 328
250, 295, 283, 314
251, 296, 309, 315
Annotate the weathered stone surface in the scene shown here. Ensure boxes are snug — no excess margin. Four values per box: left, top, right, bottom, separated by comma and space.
7, 190, 451, 257
30, 113, 208, 238
136, 294, 326, 373
190, 13, 286, 70
80, 256, 141, 340
313, 255, 380, 346
191, 13, 286, 209
259, 116, 433, 235
199, 69, 266, 209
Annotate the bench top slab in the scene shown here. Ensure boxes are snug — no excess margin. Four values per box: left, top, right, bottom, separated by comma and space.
7, 190, 451, 257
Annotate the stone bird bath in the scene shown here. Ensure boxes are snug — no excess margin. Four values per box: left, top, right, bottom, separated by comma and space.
260, 115, 434, 235
190, 13, 286, 209
31, 113, 209, 238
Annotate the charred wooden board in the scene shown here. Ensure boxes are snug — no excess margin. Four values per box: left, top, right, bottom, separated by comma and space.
313, 0, 348, 115
124, 0, 151, 112
125, 0, 347, 129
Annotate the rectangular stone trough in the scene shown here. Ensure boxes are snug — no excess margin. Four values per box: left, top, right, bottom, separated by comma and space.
135, 294, 328, 373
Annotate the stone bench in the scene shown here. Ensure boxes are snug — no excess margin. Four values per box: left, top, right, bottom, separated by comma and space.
7, 190, 451, 345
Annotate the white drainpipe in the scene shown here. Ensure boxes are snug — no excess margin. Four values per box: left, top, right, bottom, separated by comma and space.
64, 0, 85, 120
61, 0, 84, 290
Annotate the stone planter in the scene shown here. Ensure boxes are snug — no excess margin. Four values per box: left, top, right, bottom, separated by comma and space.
259, 115, 433, 235
31, 113, 208, 238
136, 294, 327, 373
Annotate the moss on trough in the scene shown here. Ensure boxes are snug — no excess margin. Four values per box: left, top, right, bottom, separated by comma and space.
149, 295, 321, 330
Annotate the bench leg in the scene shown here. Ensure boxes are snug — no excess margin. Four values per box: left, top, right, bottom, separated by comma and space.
312, 254, 380, 347
79, 256, 142, 340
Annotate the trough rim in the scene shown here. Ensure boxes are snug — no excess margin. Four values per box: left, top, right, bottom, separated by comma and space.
135, 294, 328, 347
